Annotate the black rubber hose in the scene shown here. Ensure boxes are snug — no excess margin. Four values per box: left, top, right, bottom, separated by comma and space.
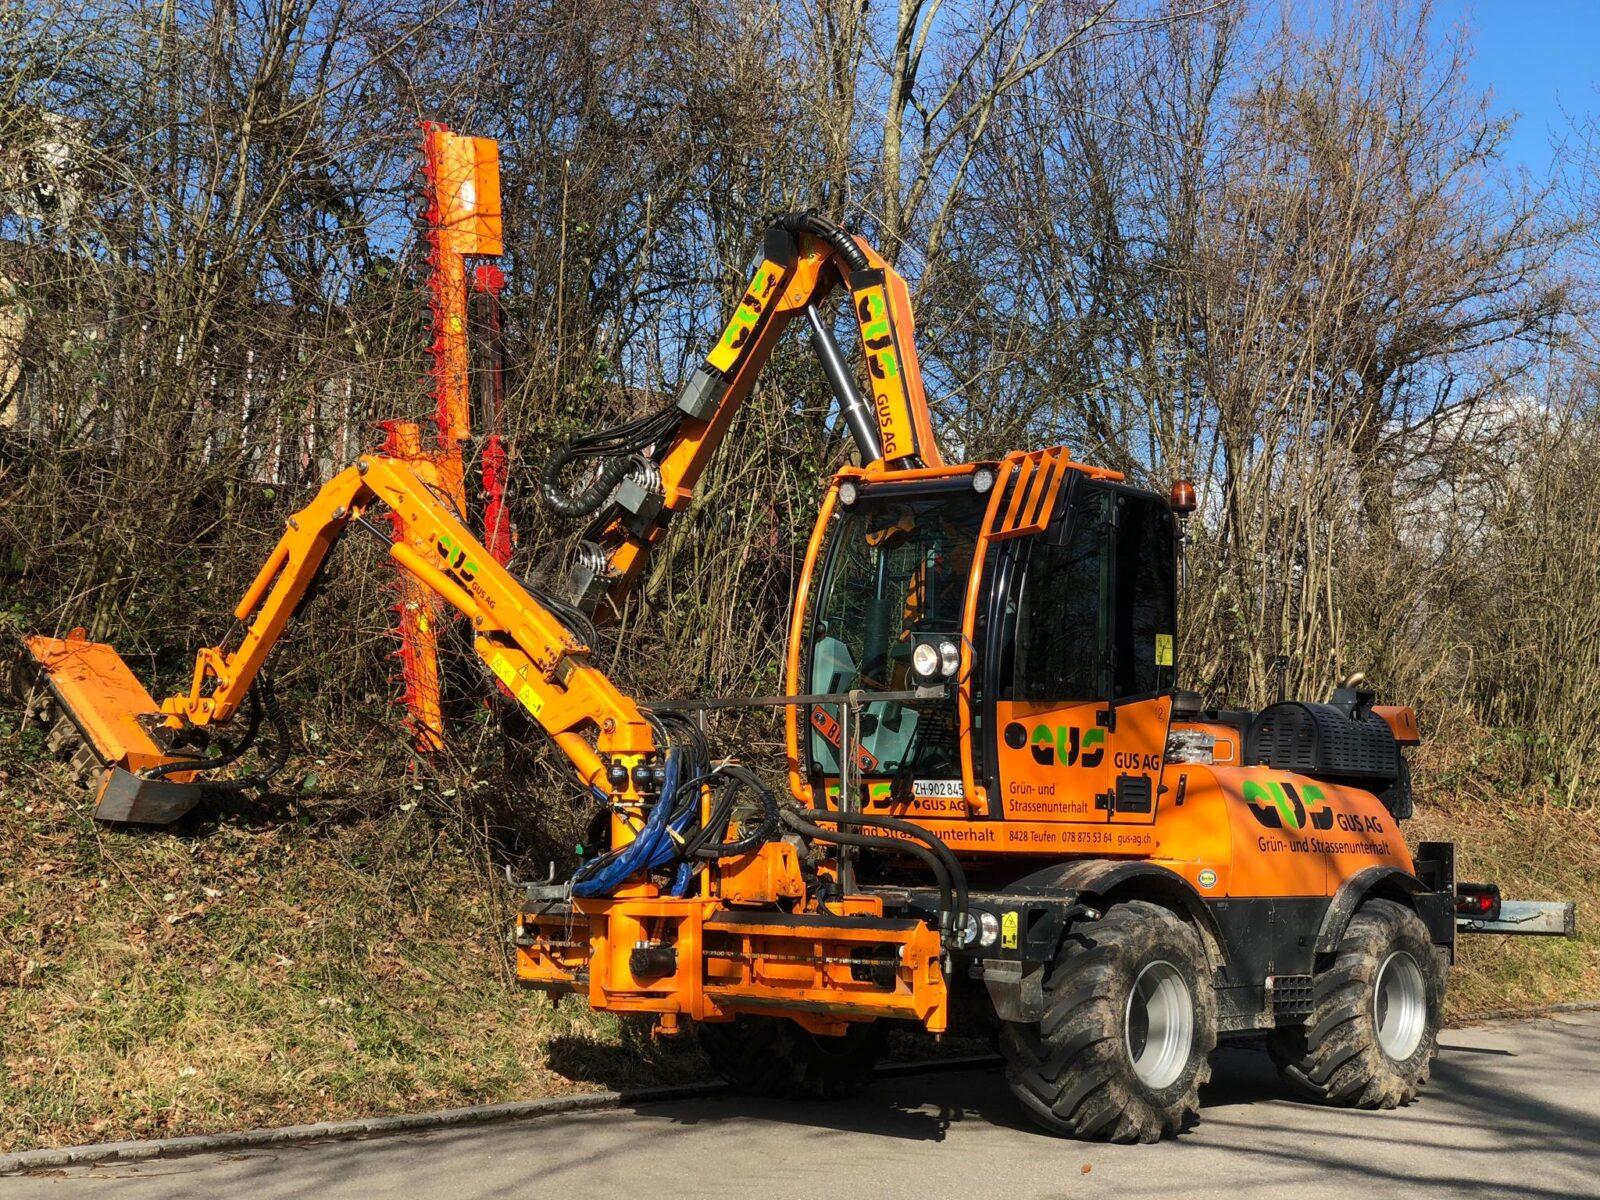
539, 446, 634, 519
780, 808, 955, 942
798, 807, 967, 933
540, 404, 683, 519
524, 578, 599, 650
774, 211, 870, 275
143, 686, 263, 779
813, 809, 966, 905
142, 675, 291, 791
682, 764, 780, 859
221, 673, 291, 791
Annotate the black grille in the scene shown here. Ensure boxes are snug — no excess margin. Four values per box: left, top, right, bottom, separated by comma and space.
1246, 701, 1400, 784
1269, 974, 1315, 1021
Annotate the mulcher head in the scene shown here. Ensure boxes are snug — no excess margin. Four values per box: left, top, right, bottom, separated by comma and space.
15, 631, 204, 825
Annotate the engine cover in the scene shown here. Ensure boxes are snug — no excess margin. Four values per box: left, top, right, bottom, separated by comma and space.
1245, 700, 1401, 785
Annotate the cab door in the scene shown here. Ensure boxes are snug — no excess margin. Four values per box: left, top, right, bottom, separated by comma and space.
990, 480, 1178, 826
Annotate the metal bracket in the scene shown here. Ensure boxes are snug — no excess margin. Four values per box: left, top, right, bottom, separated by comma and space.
675, 366, 725, 420
1458, 899, 1577, 937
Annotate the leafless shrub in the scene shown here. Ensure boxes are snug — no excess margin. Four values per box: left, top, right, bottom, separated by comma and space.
2, 0, 1597, 828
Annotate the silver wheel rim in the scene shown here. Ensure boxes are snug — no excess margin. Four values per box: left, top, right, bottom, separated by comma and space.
1373, 950, 1427, 1061
1125, 960, 1194, 1089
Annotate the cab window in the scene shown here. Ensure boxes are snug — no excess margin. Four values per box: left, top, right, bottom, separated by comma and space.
1013, 486, 1110, 701
1012, 482, 1176, 703
807, 487, 987, 778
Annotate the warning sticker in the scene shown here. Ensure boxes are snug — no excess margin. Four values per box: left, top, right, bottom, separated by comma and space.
1156, 633, 1174, 666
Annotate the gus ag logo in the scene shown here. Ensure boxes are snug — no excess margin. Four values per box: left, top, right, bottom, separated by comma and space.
1243, 779, 1333, 831
1003, 722, 1105, 769
435, 531, 481, 585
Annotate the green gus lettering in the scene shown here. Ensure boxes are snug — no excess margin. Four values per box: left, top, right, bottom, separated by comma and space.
1243, 779, 1333, 831
718, 275, 773, 357
1013, 722, 1105, 769
857, 290, 900, 382
435, 532, 481, 584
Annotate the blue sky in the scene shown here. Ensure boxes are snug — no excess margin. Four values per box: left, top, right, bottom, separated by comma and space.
1451, 1, 1600, 175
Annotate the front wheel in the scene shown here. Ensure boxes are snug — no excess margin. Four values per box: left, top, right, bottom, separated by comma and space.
697, 1015, 886, 1100
1268, 897, 1444, 1108
1001, 900, 1218, 1142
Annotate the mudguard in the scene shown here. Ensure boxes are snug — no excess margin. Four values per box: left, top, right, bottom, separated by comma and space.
1315, 865, 1447, 953
1003, 857, 1227, 966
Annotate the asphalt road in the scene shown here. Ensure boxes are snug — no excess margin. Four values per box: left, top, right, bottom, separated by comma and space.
7, 1011, 1598, 1200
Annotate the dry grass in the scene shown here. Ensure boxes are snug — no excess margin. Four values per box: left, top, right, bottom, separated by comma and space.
0, 758, 704, 1155
1415, 797, 1600, 1018
1, 725, 1593, 1154
1410, 725, 1600, 1017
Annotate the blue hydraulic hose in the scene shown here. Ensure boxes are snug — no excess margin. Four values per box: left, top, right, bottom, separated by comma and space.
571, 750, 684, 898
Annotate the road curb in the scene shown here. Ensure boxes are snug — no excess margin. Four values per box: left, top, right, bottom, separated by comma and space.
0, 1055, 1001, 1175
1455, 999, 1600, 1025
0, 1083, 723, 1175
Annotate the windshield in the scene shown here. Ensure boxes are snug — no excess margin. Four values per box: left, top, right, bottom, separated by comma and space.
807, 486, 987, 781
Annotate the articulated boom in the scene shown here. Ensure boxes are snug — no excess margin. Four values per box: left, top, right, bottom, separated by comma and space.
543, 212, 943, 614
26, 454, 655, 821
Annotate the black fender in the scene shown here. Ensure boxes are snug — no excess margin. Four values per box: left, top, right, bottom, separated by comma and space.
1316, 866, 1452, 954
1002, 858, 1227, 969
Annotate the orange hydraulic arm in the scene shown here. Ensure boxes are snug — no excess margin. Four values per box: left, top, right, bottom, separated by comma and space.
171, 454, 654, 790
29, 455, 655, 813
27, 215, 934, 832
543, 212, 942, 614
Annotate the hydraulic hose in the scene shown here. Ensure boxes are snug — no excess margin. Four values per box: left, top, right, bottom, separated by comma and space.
780, 808, 957, 945
773, 211, 870, 276
798, 807, 967, 934
220, 673, 292, 791
142, 687, 263, 780
142, 674, 291, 791
667, 763, 782, 896
571, 746, 683, 898
540, 405, 682, 519
539, 447, 634, 519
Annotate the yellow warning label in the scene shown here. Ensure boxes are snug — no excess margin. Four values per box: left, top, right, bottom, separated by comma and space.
487, 652, 545, 719
1155, 633, 1174, 667
517, 683, 544, 719
1001, 911, 1019, 950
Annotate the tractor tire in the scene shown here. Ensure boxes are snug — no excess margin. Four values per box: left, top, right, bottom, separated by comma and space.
697, 1016, 887, 1100
1000, 900, 1217, 1143
1268, 898, 1444, 1108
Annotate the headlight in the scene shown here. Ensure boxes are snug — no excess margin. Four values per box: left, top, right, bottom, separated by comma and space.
958, 912, 981, 947
978, 911, 1001, 948
972, 466, 997, 494
938, 639, 960, 677
838, 480, 859, 508
912, 641, 941, 680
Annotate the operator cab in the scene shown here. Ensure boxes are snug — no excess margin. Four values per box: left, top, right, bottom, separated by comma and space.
794, 454, 1181, 836
804, 478, 987, 787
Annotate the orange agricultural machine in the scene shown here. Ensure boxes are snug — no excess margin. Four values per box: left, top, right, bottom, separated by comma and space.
15, 211, 1573, 1142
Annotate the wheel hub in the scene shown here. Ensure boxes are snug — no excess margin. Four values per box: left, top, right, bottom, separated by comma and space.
1125, 960, 1194, 1089
1373, 950, 1427, 1061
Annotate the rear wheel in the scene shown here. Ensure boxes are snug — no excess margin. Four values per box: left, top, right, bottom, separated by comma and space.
1268, 898, 1444, 1108
696, 1015, 886, 1100
1001, 900, 1217, 1142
